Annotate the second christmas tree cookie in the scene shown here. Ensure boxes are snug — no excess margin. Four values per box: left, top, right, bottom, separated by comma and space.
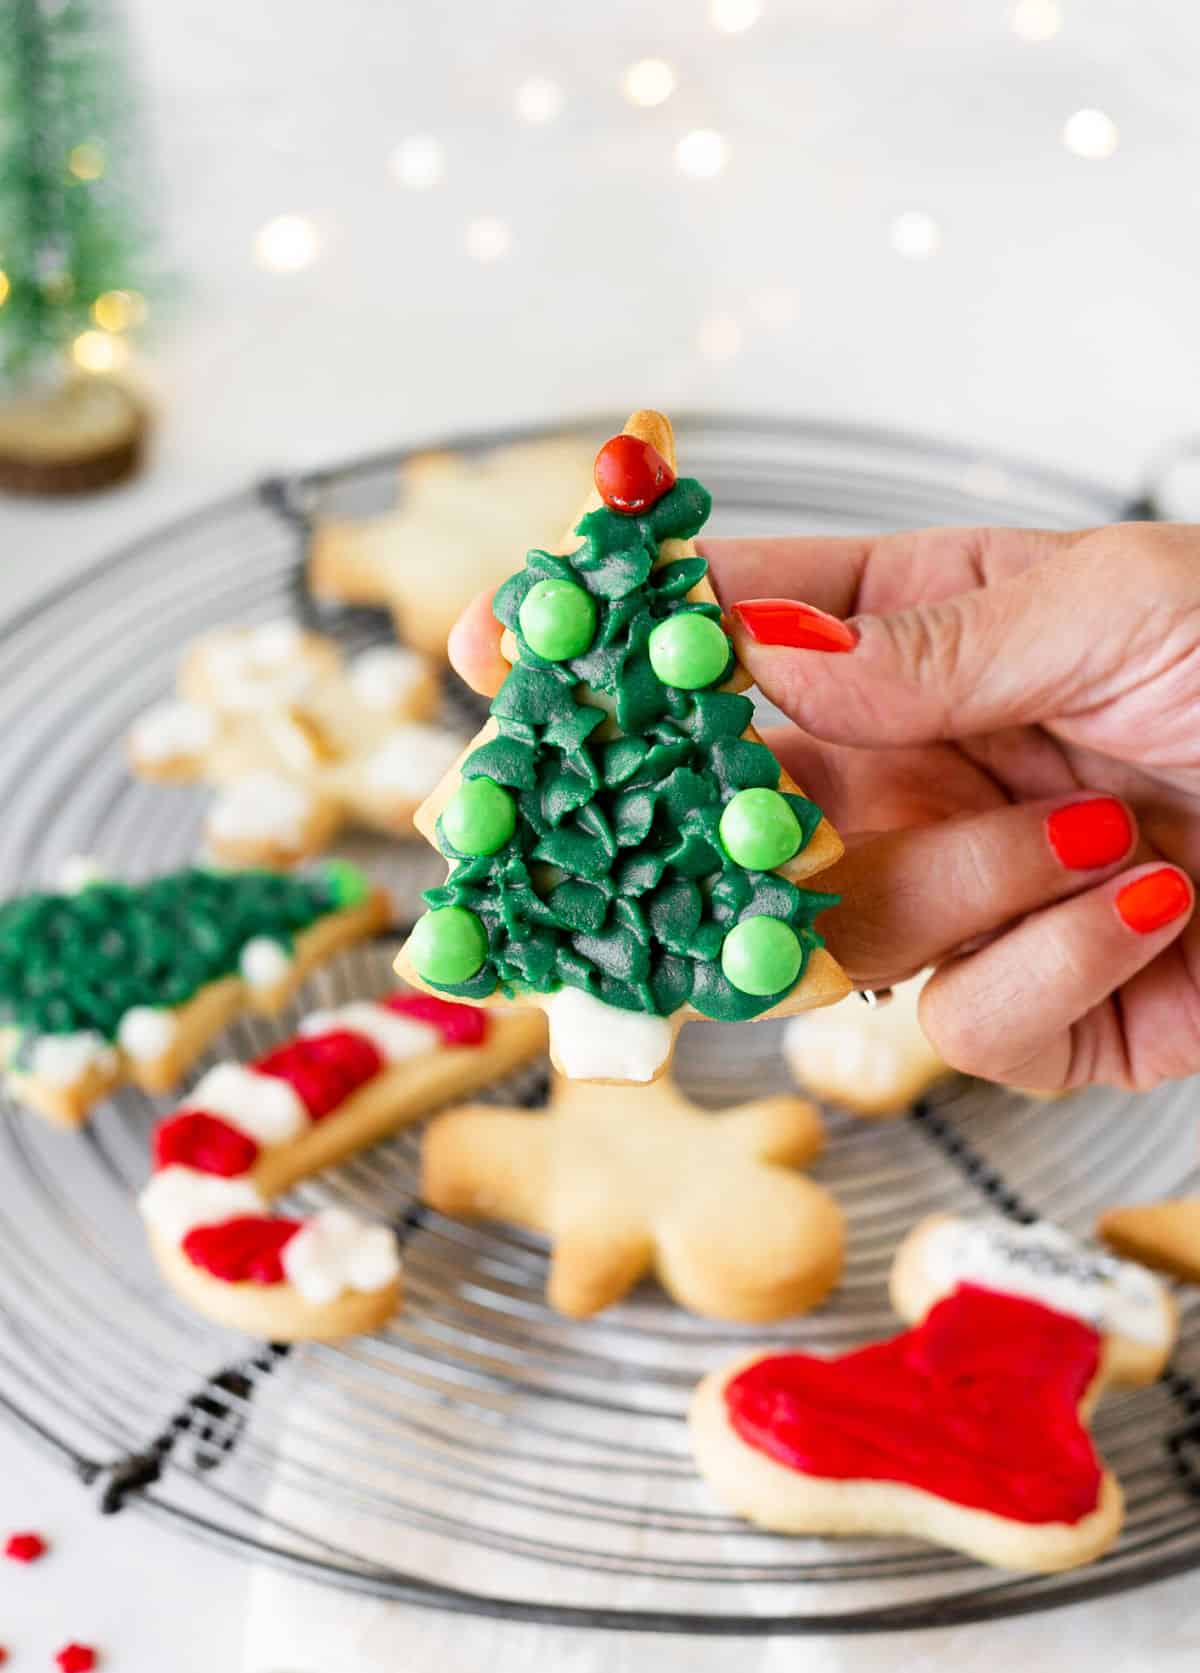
398, 410, 850, 1084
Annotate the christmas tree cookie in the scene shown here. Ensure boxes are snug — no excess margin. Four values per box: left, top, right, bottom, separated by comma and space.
397, 410, 849, 1083
0, 861, 389, 1127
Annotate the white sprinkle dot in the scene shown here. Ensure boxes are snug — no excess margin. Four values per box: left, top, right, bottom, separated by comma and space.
711, 0, 762, 32
515, 77, 564, 124
1063, 108, 1119, 160
676, 129, 727, 179
623, 58, 676, 107
1011, 0, 1061, 41
255, 214, 319, 273
890, 211, 940, 260
464, 217, 512, 262
698, 314, 742, 362
390, 135, 444, 189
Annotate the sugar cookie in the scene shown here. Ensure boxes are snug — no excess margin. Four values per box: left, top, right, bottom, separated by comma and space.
690, 1212, 1175, 1572
783, 973, 950, 1116
1099, 1198, 1200, 1285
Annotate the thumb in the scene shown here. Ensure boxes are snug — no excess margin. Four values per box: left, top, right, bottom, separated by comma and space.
728, 538, 1127, 748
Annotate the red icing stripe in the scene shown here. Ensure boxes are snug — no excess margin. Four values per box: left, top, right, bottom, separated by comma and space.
724, 1285, 1104, 1526
255, 1028, 383, 1120
182, 1216, 302, 1284
154, 1110, 260, 1177
384, 990, 487, 1045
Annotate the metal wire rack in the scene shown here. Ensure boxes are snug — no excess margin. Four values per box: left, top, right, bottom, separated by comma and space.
1, 414, 1198, 1634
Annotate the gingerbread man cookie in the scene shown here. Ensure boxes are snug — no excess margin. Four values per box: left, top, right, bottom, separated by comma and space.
308, 436, 597, 658
128, 619, 465, 866
691, 1212, 1176, 1572
1099, 1198, 1200, 1285
141, 988, 545, 1341
783, 974, 950, 1117
396, 411, 850, 1085
422, 1074, 842, 1321
0, 860, 388, 1127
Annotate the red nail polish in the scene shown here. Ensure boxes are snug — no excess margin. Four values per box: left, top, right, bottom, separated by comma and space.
1046, 797, 1133, 871
1115, 867, 1193, 935
731, 598, 859, 653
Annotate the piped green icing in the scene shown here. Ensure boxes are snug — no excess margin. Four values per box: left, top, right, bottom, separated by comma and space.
421, 476, 837, 1022
0, 866, 352, 1041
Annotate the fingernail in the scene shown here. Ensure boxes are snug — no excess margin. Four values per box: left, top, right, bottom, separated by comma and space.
1046, 797, 1134, 871
1116, 867, 1193, 934
731, 599, 859, 653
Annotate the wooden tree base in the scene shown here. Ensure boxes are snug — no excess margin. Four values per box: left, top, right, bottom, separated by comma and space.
0, 376, 148, 495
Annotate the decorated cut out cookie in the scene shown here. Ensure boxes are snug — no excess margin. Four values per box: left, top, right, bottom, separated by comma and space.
422, 1074, 842, 1320
0, 861, 388, 1127
308, 437, 597, 658
783, 974, 950, 1117
691, 1212, 1176, 1572
1099, 1199, 1200, 1285
141, 988, 545, 1341
128, 619, 465, 866
396, 411, 850, 1084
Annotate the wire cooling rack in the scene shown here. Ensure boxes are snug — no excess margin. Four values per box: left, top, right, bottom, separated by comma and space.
1, 414, 1199, 1635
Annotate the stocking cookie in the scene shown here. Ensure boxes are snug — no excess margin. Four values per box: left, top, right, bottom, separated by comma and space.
128, 619, 464, 865
141, 989, 545, 1341
1099, 1199, 1200, 1284
422, 1074, 842, 1321
691, 1213, 1175, 1572
783, 974, 950, 1116
308, 436, 596, 657
0, 861, 389, 1127
397, 410, 850, 1084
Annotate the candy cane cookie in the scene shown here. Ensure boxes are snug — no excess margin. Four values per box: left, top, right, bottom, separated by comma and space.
140, 990, 546, 1341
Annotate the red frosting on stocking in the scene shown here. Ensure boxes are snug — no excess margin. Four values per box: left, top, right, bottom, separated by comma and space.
182, 1216, 302, 1284
153, 1110, 260, 1177
255, 1028, 383, 1120
383, 991, 488, 1046
725, 1285, 1104, 1526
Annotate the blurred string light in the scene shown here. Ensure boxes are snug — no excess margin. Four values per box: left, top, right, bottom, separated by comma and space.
390, 135, 444, 189
255, 214, 320, 272
66, 141, 104, 181
623, 58, 676, 107
711, 0, 762, 33
698, 313, 742, 361
0, 271, 9, 307
676, 129, 727, 178
71, 329, 128, 372
1011, 0, 1061, 41
1063, 107, 1119, 158
465, 217, 511, 262
91, 288, 146, 332
890, 210, 940, 259
515, 77, 564, 124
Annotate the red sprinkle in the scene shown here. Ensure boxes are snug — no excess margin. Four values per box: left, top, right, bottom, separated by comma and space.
154, 1109, 260, 1177
182, 1215, 302, 1284
384, 991, 488, 1046
255, 1028, 383, 1120
56, 1648, 98, 1673
593, 433, 676, 514
0, 1647, 8, 1665
5, 1530, 47, 1562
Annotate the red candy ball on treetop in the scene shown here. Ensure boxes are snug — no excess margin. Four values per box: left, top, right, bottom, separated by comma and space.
594, 434, 676, 514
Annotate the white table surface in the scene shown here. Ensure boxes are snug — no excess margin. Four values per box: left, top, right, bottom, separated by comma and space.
5, 1, 1200, 1666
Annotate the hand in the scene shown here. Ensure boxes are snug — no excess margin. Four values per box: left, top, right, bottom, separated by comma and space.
447, 523, 1200, 1093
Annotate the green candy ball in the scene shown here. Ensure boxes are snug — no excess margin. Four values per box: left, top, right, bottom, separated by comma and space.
647, 612, 730, 690
518, 578, 596, 661
721, 915, 804, 997
409, 906, 488, 985
719, 788, 802, 871
442, 777, 517, 856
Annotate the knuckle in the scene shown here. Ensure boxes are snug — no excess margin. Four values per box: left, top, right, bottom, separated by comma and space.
918, 968, 1007, 1076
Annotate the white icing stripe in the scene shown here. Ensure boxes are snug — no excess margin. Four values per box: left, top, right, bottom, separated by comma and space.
299, 1002, 437, 1064
187, 1062, 307, 1146
281, 1208, 401, 1303
922, 1215, 1171, 1348
28, 1031, 119, 1087
546, 987, 672, 1083
139, 1166, 265, 1243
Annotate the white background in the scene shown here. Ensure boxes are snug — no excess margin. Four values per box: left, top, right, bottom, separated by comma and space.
4, 1, 1200, 1666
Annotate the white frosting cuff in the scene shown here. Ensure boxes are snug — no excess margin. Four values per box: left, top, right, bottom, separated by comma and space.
546, 987, 672, 1083
139, 1165, 265, 1244
300, 1002, 436, 1064
281, 1207, 401, 1304
187, 1062, 308, 1146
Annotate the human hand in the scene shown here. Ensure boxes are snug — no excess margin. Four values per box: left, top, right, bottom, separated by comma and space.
447, 523, 1199, 1093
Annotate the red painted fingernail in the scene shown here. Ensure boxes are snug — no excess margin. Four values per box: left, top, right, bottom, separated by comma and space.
1046, 797, 1134, 870
1116, 867, 1193, 934
731, 598, 859, 653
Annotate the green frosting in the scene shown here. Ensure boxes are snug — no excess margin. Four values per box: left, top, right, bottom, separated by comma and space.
0, 864, 353, 1043
420, 475, 837, 1022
